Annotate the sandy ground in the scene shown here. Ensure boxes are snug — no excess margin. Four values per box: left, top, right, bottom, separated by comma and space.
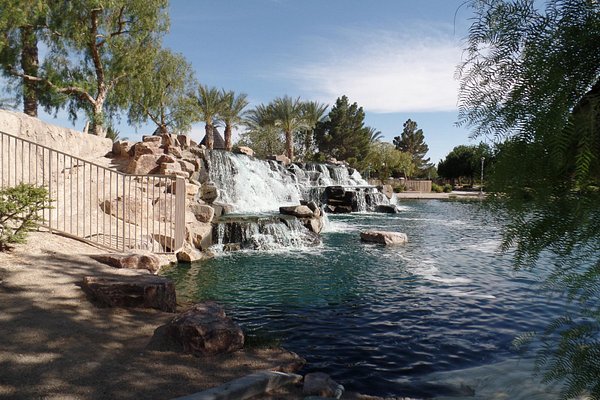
0, 231, 303, 400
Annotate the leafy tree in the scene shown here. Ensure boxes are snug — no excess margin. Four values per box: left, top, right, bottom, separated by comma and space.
393, 119, 432, 176
193, 84, 224, 150
220, 90, 249, 151
437, 143, 492, 185
5, 0, 169, 137
458, 0, 600, 398
297, 100, 328, 161
314, 95, 371, 166
269, 96, 309, 161
366, 142, 415, 182
0, 1, 61, 116
127, 49, 198, 135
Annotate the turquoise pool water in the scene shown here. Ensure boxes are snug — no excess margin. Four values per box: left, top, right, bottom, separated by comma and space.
164, 200, 566, 397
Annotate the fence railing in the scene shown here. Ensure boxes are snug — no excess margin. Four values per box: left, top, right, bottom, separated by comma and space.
0, 130, 186, 253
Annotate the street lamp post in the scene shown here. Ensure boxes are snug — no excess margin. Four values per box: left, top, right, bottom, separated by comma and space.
480, 157, 485, 195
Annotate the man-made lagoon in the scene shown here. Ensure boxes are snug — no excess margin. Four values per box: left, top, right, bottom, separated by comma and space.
165, 200, 567, 398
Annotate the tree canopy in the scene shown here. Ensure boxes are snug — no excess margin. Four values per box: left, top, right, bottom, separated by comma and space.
314, 95, 371, 166
458, 0, 600, 397
0, 0, 169, 136
393, 119, 432, 177
366, 142, 415, 182
127, 49, 197, 135
437, 143, 492, 185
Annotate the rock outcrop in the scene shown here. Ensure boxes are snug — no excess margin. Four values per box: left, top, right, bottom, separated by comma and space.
360, 230, 408, 246
90, 252, 161, 274
82, 275, 176, 312
166, 301, 244, 356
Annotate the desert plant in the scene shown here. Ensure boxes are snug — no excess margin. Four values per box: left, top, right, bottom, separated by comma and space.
0, 183, 50, 250
431, 183, 444, 193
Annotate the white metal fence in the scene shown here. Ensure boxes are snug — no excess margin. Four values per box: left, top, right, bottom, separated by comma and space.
0, 130, 186, 253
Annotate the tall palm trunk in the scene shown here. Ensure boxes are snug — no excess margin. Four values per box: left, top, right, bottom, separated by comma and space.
224, 123, 232, 151
20, 26, 38, 117
285, 130, 294, 161
205, 123, 214, 150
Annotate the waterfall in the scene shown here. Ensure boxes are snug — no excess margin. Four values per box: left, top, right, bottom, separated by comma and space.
205, 151, 301, 213
212, 215, 319, 251
204, 150, 378, 213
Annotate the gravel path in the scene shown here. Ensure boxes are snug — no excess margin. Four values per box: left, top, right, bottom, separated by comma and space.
0, 231, 301, 400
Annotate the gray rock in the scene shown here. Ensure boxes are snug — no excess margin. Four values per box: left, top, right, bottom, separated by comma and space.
375, 204, 399, 214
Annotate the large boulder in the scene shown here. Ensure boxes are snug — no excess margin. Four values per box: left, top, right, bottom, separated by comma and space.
303, 372, 344, 398
176, 243, 204, 263
125, 153, 161, 175
267, 154, 291, 165
360, 230, 408, 245
279, 205, 314, 218
100, 195, 152, 225
200, 182, 219, 203
82, 275, 176, 312
236, 146, 254, 157
166, 301, 244, 356
303, 217, 324, 234
375, 204, 399, 214
90, 252, 161, 274
186, 220, 213, 250
112, 140, 134, 158
379, 184, 394, 200
189, 203, 215, 223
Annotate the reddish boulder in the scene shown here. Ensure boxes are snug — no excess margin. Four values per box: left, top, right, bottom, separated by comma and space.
82, 275, 176, 312
90, 252, 161, 274
166, 302, 245, 356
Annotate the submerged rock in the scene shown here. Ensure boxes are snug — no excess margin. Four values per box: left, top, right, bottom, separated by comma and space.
360, 230, 408, 245
303, 372, 344, 398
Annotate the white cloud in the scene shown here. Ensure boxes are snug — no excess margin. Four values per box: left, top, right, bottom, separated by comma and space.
285, 29, 462, 113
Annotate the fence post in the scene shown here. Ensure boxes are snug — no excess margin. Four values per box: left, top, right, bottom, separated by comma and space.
174, 177, 186, 251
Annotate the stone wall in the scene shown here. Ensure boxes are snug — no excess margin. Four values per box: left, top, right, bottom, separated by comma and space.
0, 109, 112, 159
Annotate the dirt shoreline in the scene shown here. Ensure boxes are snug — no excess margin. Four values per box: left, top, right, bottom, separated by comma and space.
0, 230, 303, 400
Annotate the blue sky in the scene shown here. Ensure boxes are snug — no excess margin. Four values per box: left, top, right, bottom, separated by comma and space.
35, 0, 480, 164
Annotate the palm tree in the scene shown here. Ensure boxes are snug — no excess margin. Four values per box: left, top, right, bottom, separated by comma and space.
270, 96, 309, 161
220, 90, 249, 151
300, 101, 328, 161
193, 84, 223, 150
367, 126, 383, 143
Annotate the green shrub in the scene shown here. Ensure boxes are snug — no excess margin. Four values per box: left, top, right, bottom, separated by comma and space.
431, 183, 444, 193
443, 184, 453, 193
393, 183, 406, 193
0, 184, 51, 251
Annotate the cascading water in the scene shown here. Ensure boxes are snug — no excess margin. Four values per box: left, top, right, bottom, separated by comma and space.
203, 150, 393, 250
212, 215, 319, 251
204, 150, 384, 213
205, 150, 301, 213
